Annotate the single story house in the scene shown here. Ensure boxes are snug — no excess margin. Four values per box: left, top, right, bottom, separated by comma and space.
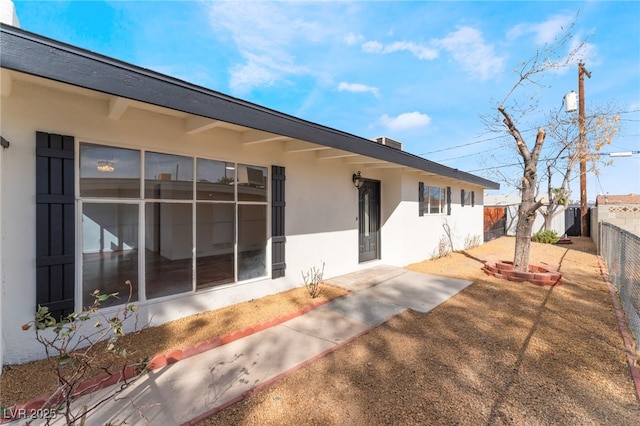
0, 18, 499, 368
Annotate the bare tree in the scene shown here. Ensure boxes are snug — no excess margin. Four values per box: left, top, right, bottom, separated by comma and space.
490, 19, 589, 272
539, 106, 619, 233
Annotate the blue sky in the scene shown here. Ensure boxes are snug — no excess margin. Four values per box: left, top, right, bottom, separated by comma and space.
11, 0, 640, 199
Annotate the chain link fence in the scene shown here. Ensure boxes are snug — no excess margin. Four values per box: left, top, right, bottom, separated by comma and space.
600, 222, 640, 350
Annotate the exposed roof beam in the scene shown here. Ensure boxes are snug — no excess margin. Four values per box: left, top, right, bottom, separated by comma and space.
185, 116, 223, 135
363, 163, 404, 169
108, 96, 129, 120
284, 140, 330, 153
242, 129, 291, 145
344, 155, 388, 164
317, 149, 360, 160
0, 25, 499, 190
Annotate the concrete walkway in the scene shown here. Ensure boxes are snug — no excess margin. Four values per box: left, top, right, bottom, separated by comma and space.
42, 266, 471, 426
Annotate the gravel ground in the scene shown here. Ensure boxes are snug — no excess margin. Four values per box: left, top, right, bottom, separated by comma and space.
198, 237, 640, 425
0, 285, 349, 408
2, 237, 638, 425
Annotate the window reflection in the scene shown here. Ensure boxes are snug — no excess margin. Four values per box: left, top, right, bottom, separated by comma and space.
145, 203, 193, 299
238, 205, 267, 281
80, 144, 140, 198
79, 142, 271, 306
82, 203, 139, 308
429, 187, 441, 214
145, 152, 193, 200
196, 159, 235, 201
196, 203, 235, 288
237, 164, 267, 201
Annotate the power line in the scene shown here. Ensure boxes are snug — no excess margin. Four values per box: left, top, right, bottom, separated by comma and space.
420, 107, 639, 158
467, 150, 640, 173
418, 134, 504, 156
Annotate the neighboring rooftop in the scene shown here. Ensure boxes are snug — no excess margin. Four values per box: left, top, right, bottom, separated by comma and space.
596, 194, 640, 205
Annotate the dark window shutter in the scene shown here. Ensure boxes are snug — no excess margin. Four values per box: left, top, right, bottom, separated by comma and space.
447, 187, 452, 216
271, 166, 286, 278
471, 191, 475, 207
461, 189, 465, 207
418, 182, 424, 216
36, 131, 75, 319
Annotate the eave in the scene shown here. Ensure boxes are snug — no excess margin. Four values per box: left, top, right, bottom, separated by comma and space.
0, 24, 499, 190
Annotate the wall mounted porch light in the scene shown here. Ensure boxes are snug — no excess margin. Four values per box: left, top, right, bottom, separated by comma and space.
352, 171, 364, 189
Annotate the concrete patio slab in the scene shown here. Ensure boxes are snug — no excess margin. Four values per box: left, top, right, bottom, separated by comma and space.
20, 267, 473, 426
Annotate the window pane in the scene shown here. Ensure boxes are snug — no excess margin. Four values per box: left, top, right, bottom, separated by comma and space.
237, 164, 267, 201
440, 187, 446, 212
196, 203, 235, 289
82, 203, 138, 308
80, 144, 140, 198
429, 187, 441, 214
238, 204, 267, 281
145, 203, 193, 299
196, 159, 235, 201
145, 152, 193, 199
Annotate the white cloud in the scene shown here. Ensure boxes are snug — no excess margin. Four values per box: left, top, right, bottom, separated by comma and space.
435, 26, 505, 80
551, 35, 597, 74
344, 32, 364, 46
362, 40, 384, 54
207, 2, 332, 93
380, 111, 432, 131
508, 14, 574, 45
338, 82, 380, 97
362, 40, 438, 60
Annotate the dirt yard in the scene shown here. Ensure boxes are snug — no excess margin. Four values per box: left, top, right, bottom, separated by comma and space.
2, 237, 639, 425
198, 237, 640, 425
0, 284, 349, 409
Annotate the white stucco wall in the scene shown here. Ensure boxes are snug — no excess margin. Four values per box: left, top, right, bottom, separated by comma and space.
0, 124, 4, 371
1, 73, 490, 365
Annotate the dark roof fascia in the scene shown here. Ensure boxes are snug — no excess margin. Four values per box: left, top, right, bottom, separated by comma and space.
0, 24, 499, 190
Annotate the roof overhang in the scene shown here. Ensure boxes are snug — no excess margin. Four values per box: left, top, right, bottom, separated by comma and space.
0, 24, 499, 190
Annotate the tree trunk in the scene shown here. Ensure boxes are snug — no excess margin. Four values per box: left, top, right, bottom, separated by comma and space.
512, 131, 546, 272
544, 210, 554, 232
514, 180, 537, 271
498, 107, 546, 272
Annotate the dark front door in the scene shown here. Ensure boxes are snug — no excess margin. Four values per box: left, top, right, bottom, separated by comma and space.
358, 180, 380, 262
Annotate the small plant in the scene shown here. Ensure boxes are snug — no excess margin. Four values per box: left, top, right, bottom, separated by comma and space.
302, 262, 325, 299
464, 234, 482, 249
431, 235, 451, 259
532, 230, 560, 244
20, 280, 146, 425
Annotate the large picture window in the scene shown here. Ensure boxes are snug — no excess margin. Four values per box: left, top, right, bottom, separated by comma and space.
79, 143, 269, 308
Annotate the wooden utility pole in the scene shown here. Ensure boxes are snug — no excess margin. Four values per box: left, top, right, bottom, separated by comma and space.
578, 62, 591, 237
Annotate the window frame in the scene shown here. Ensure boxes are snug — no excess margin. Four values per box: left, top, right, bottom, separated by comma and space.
420, 184, 446, 215
77, 141, 270, 310
461, 189, 475, 207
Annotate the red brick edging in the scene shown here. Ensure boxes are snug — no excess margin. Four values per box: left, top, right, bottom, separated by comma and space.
483, 260, 562, 286
1, 293, 343, 423
597, 256, 640, 402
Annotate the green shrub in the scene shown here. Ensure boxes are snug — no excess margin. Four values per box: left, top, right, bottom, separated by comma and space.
532, 230, 560, 244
